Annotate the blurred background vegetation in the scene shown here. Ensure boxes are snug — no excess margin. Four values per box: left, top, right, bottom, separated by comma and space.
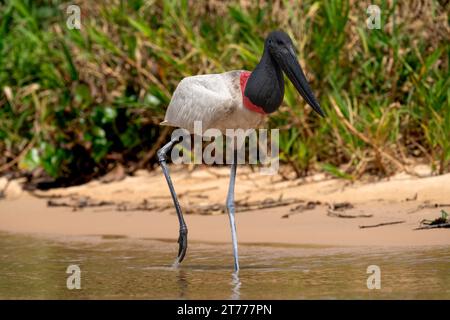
0, 0, 448, 188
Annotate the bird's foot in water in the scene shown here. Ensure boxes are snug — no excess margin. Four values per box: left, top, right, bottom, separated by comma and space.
177, 228, 188, 263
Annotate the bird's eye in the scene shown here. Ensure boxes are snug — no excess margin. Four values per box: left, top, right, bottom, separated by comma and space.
268, 39, 272, 44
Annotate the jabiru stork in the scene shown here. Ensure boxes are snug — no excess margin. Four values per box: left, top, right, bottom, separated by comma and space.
157, 30, 324, 272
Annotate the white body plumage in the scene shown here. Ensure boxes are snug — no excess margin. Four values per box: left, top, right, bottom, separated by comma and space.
161, 70, 265, 133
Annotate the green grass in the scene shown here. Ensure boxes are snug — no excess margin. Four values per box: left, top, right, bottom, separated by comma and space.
0, 0, 448, 185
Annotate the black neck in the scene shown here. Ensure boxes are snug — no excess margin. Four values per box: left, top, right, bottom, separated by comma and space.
244, 47, 284, 113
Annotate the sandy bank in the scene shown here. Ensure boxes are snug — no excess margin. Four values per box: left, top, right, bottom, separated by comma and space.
0, 166, 449, 247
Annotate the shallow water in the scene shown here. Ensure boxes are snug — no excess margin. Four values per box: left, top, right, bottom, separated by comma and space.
0, 232, 448, 299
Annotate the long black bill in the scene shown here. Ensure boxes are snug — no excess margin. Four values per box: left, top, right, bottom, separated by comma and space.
279, 47, 325, 117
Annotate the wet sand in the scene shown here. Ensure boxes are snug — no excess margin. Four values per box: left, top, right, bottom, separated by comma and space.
0, 166, 449, 247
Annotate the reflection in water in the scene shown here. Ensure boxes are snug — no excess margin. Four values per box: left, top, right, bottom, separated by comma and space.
177, 269, 188, 299
231, 272, 241, 300
0, 232, 449, 299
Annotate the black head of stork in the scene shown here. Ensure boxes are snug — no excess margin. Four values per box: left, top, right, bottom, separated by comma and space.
244, 30, 325, 117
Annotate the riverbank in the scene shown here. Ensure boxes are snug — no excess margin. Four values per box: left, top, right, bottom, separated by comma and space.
0, 166, 449, 247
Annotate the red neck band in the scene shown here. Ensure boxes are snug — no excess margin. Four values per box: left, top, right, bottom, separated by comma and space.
239, 71, 266, 115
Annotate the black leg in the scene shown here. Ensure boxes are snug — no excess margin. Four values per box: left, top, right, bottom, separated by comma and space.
157, 137, 188, 263
226, 149, 239, 272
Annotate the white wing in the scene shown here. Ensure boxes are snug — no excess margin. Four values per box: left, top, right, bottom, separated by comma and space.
163, 71, 239, 132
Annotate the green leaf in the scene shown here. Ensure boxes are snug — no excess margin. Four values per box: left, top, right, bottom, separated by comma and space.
19, 147, 40, 171
321, 163, 353, 180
